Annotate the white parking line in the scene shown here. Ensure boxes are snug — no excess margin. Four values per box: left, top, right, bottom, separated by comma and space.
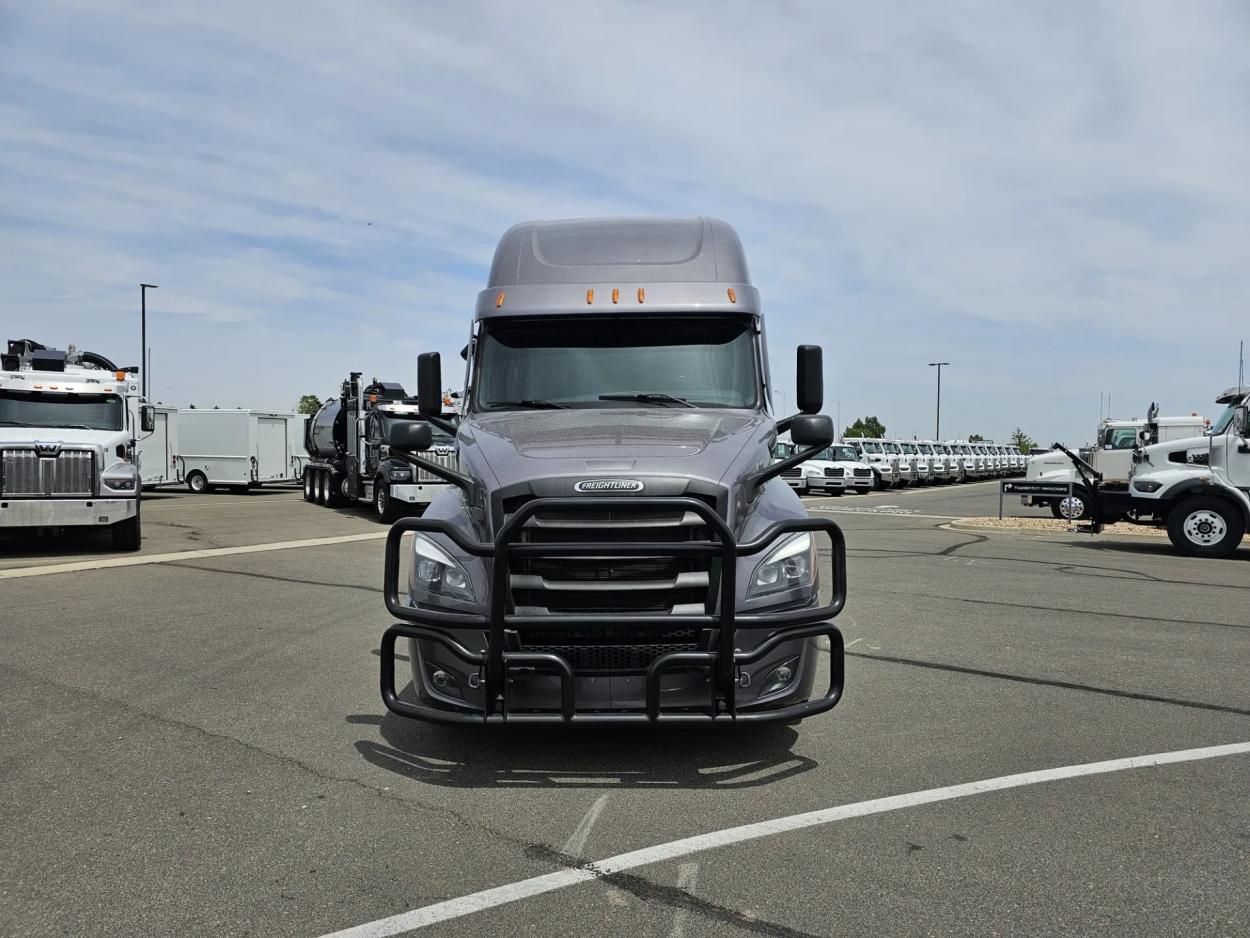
0, 532, 389, 580
315, 740, 1250, 937
669, 863, 700, 938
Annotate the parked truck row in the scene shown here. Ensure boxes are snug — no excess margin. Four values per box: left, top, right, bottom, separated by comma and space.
776, 436, 1026, 494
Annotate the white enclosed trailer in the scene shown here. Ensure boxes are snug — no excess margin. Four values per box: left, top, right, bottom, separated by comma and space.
137, 405, 178, 488
176, 409, 305, 493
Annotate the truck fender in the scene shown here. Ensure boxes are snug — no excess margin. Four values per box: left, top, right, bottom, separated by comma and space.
1162, 478, 1250, 527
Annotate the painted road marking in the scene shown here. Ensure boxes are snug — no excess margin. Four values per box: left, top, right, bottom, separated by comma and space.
316, 740, 1250, 937
562, 794, 610, 858
809, 506, 962, 520
0, 532, 389, 580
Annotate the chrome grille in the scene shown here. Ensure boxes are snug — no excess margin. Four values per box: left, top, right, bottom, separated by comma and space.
49, 450, 95, 496
1, 448, 95, 497
824, 467, 844, 478
1, 450, 41, 496
780, 467, 802, 479
853, 468, 872, 478
416, 448, 458, 484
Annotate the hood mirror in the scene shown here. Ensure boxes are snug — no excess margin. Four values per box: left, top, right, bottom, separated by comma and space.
388, 420, 432, 452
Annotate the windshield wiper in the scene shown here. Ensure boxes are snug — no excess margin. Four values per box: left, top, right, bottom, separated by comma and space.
599, 393, 694, 408
0, 421, 40, 427
485, 399, 568, 410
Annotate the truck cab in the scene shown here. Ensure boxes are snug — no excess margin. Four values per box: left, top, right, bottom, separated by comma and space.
900, 440, 932, 484
1114, 390, 1249, 557
843, 437, 896, 488
882, 440, 916, 485
805, 444, 875, 495
921, 441, 952, 482
377, 217, 847, 726
0, 338, 151, 550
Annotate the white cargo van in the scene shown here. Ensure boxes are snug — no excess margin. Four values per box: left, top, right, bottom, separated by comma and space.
137, 405, 178, 488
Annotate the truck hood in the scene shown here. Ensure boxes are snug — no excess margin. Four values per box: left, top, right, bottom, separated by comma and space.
0, 427, 125, 450
461, 408, 768, 488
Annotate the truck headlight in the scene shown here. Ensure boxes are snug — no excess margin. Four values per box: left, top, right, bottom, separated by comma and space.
389, 467, 413, 482
101, 464, 139, 493
804, 466, 821, 477
749, 532, 817, 598
412, 534, 474, 600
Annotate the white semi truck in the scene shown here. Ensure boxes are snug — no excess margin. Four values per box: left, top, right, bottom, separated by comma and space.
1024, 412, 1207, 519
0, 338, 153, 550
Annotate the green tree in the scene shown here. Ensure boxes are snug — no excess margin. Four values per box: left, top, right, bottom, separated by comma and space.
968, 433, 985, 442
1010, 427, 1035, 453
843, 416, 886, 438
297, 394, 322, 415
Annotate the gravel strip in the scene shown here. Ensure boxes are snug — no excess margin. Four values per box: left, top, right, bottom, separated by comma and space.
955, 517, 1168, 537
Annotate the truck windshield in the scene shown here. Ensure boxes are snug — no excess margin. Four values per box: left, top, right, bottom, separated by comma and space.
772, 442, 796, 459
828, 446, 857, 462
1209, 403, 1239, 436
0, 390, 123, 431
475, 316, 759, 410
860, 441, 881, 453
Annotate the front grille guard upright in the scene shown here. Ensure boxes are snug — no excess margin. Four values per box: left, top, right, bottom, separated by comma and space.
379, 496, 847, 725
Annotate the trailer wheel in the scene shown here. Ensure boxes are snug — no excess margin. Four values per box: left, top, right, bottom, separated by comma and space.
186, 470, 209, 494
303, 470, 314, 502
374, 480, 400, 524
111, 507, 141, 551
1051, 490, 1090, 520
1167, 496, 1245, 558
323, 472, 339, 507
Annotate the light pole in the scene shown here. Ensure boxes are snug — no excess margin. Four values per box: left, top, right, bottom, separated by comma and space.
929, 362, 949, 440
140, 283, 158, 399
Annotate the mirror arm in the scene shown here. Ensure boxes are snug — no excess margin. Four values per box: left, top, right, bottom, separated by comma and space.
748, 444, 826, 497
422, 414, 459, 436
388, 448, 474, 494
775, 414, 796, 434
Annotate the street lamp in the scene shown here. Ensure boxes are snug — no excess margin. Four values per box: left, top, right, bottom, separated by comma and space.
929, 362, 949, 440
140, 283, 158, 399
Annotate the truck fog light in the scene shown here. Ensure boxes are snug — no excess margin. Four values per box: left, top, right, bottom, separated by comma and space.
760, 657, 800, 695
428, 667, 463, 699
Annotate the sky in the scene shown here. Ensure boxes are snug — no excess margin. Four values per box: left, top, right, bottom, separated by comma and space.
1, 0, 1247, 445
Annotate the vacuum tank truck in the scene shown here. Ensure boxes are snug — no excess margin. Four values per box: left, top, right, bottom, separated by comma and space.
303, 374, 455, 523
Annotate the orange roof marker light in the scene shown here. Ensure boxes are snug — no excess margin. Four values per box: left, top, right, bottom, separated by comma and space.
115, 371, 126, 380
495, 291, 506, 308
611, 288, 620, 304
637, 287, 646, 304
586, 288, 595, 305
727, 287, 737, 303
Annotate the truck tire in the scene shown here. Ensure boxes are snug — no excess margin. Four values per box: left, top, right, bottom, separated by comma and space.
324, 472, 339, 507
111, 508, 141, 551
1051, 490, 1090, 521
316, 470, 330, 506
186, 470, 209, 494
374, 480, 400, 523
1166, 496, 1245, 558
303, 470, 314, 502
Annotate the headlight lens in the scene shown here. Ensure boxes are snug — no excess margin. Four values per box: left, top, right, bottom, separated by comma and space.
389, 467, 413, 482
804, 466, 821, 477
412, 534, 474, 600
749, 532, 817, 598
101, 463, 138, 492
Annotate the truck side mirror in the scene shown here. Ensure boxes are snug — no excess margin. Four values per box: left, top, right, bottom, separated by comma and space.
388, 420, 432, 452
795, 345, 823, 414
790, 414, 834, 448
140, 404, 155, 433
417, 352, 442, 416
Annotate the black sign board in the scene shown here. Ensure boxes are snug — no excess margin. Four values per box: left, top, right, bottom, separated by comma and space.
1001, 481, 1075, 496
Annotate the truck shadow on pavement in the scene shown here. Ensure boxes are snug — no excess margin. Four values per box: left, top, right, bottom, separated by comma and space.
348, 705, 816, 789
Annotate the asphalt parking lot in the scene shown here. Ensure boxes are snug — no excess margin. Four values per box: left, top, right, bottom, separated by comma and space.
2, 482, 1248, 937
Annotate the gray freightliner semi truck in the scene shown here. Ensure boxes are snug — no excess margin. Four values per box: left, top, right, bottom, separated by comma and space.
378, 217, 848, 725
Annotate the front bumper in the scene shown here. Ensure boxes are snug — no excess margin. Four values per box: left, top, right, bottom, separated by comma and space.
379, 497, 847, 726
0, 497, 137, 528
389, 481, 448, 506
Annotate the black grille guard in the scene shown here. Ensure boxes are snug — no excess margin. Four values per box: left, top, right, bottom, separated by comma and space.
379, 496, 847, 725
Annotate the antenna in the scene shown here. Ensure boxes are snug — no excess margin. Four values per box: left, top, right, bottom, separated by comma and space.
1240, 339, 1244, 392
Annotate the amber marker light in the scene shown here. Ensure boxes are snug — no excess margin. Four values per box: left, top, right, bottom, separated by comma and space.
727, 287, 737, 303
637, 287, 646, 303
611, 288, 620, 304
496, 291, 506, 308
115, 371, 126, 380
586, 288, 595, 304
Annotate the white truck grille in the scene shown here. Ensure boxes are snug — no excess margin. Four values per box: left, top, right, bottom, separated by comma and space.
1, 448, 95, 497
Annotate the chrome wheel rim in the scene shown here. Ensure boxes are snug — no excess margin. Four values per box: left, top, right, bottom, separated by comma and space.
1183, 510, 1226, 546
1057, 496, 1085, 520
